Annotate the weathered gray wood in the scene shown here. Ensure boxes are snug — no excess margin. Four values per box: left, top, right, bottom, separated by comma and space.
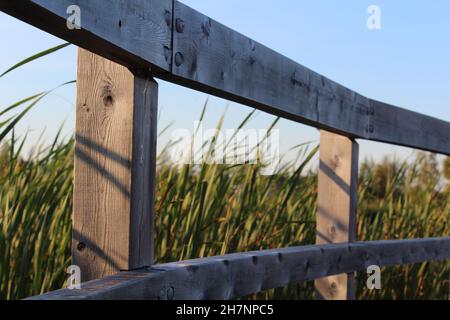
1, 1, 449, 154
172, 1, 370, 140
73, 49, 158, 281
171, 1, 450, 155
27, 238, 450, 300
315, 131, 359, 300
368, 99, 450, 155
0, 0, 172, 73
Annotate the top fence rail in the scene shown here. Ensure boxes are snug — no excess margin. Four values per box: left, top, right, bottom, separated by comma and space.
1, 0, 449, 155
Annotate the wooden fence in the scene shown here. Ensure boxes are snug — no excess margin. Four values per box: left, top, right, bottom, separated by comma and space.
1, 0, 449, 300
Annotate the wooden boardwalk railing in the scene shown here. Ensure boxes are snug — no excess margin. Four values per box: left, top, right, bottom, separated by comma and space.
1, 0, 449, 300
27, 239, 450, 300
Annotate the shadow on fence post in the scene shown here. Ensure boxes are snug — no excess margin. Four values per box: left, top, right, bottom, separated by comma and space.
315, 130, 359, 300
73, 49, 158, 281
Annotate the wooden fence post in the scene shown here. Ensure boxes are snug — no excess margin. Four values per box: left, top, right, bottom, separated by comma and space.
73, 49, 158, 281
315, 130, 359, 300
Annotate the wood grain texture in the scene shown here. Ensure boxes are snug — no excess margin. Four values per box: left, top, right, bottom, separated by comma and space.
28, 238, 450, 300
0, 0, 172, 73
74, 49, 158, 281
315, 131, 359, 300
170, 1, 450, 155
172, 1, 369, 138
368, 100, 450, 155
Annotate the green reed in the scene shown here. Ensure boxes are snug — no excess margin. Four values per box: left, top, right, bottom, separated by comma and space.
0, 44, 448, 300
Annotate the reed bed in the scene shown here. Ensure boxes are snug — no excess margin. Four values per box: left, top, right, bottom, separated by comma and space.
0, 45, 448, 300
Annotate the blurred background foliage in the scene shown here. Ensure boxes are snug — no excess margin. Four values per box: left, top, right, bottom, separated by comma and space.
0, 44, 448, 300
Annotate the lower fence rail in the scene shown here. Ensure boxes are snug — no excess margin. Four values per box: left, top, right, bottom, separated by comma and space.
28, 238, 450, 300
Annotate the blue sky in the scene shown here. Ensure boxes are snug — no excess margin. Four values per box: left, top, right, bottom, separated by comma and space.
0, 0, 449, 165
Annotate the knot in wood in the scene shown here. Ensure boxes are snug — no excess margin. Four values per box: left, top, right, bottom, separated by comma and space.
101, 85, 114, 107
176, 18, 185, 33
331, 154, 340, 170
175, 52, 184, 67
164, 10, 172, 27
201, 19, 211, 37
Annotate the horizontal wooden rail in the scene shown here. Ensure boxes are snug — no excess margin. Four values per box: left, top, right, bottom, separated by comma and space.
0, 0, 173, 72
2, 0, 449, 301
27, 238, 450, 300
1, 0, 449, 155
171, 2, 450, 155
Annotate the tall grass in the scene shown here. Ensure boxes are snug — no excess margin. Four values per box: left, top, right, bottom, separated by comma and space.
0, 134, 73, 299
356, 156, 449, 299
0, 45, 448, 300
